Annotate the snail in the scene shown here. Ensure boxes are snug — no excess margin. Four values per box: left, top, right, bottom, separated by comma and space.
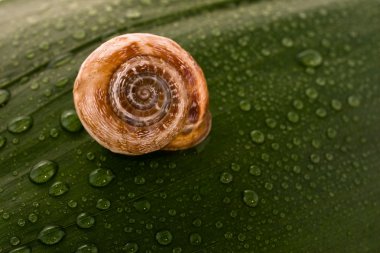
73, 33, 211, 155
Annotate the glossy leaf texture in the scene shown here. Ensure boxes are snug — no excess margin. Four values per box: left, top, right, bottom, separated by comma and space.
0, 0, 380, 252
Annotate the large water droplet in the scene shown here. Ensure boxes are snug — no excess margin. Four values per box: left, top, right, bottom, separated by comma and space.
7, 116, 33, 134
89, 168, 115, 187
297, 49, 323, 67
49, 181, 69, 197
60, 109, 82, 133
75, 244, 98, 253
155, 230, 173, 245
38, 225, 65, 245
29, 160, 58, 184
76, 212, 96, 229
0, 89, 10, 106
242, 190, 259, 207
133, 199, 151, 213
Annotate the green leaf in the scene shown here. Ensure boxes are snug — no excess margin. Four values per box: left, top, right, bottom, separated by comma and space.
1, 0, 380, 252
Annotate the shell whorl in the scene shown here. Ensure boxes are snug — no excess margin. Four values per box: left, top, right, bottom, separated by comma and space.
73, 33, 211, 155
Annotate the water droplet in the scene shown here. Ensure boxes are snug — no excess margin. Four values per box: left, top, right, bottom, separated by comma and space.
220, 172, 233, 184
315, 108, 327, 118
7, 116, 33, 134
68, 199, 78, 208
28, 213, 38, 223
249, 165, 261, 176
242, 190, 259, 207
265, 118, 277, 129
348, 95, 361, 107
172, 247, 183, 253
0, 89, 10, 106
310, 154, 320, 164
250, 130, 265, 144
55, 78, 69, 88
230, 163, 240, 171
297, 49, 323, 67
292, 99, 304, 110
155, 230, 173, 245
49, 128, 60, 138
10, 236, 20, 245
76, 212, 95, 229
287, 111, 300, 123
89, 168, 115, 187
75, 244, 98, 253
134, 175, 146, 185
281, 37, 294, 47
96, 198, 111, 210
305, 88, 319, 100
29, 160, 58, 184
38, 225, 65, 245
49, 181, 69, 197
326, 128, 337, 139
126, 9, 142, 19
189, 233, 202, 246
72, 30, 87, 40
331, 99, 342, 111
60, 109, 82, 133
239, 100, 251, 111
122, 242, 139, 252
9, 246, 31, 253
133, 199, 151, 213
0, 135, 6, 149
17, 218, 26, 227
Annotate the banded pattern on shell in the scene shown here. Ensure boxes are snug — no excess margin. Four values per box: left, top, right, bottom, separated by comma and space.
73, 33, 211, 155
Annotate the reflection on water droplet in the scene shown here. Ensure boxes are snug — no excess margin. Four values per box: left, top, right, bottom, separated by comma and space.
7, 116, 33, 134
75, 244, 98, 253
29, 160, 58, 184
89, 168, 115, 187
242, 190, 259, 207
38, 225, 65, 245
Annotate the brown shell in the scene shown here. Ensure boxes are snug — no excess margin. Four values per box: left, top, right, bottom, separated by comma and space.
73, 33, 211, 155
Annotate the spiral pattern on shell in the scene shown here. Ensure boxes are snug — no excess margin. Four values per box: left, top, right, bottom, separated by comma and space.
73, 33, 211, 155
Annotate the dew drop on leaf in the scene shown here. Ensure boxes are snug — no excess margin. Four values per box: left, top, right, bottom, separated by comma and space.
29, 160, 58, 184
76, 212, 96, 229
250, 130, 265, 144
122, 242, 139, 252
189, 233, 202, 246
89, 168, 115, 187
96, 198, 111, 210
37, 225, 65, 245
155, 230, 173, 245
7, 116, 33, 134
297, 49, 323, 67
0, 89, 10, 106
0, 136, 6, 149
219, 172, 233, 184
49, 181, 69, 197
133, 199, 151, 213
242, 190, 259, 207
60, 109, 82, 133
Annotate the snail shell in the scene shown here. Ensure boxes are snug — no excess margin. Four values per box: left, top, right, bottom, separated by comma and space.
73, 33, 211, 155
